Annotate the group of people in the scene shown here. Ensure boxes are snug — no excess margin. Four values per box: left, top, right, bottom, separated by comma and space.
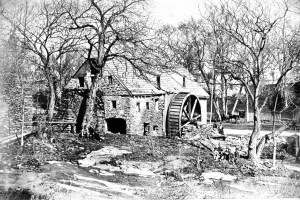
213, 122, 224, 135
79, 125, 101, 141
213, 145, 241, 164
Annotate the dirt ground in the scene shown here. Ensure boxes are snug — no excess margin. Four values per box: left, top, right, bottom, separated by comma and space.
0, 129, 300, 200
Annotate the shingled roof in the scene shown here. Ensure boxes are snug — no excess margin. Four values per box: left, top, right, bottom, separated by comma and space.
66, 60, 209, 98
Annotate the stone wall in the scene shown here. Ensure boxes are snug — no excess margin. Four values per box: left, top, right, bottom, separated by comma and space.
100, 69, 129, 96
101, 95, 165, 136
127, 95, 165, 136
98, 70, 165, 136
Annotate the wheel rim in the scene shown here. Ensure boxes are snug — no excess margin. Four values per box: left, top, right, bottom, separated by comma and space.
167, 92, 201, 137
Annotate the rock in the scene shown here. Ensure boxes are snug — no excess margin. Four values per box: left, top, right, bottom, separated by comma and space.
89, 169, 99, 174
79, 147, 85, 151
99, 170, 114, 176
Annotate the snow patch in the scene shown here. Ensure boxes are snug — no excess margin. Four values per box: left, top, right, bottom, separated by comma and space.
201, 171, 237, 181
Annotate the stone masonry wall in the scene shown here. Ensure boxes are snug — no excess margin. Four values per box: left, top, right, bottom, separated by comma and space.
102, 95, 165, 136
99, 69, 129, 96
95, 69, 166, 136
127, 95, 165, 136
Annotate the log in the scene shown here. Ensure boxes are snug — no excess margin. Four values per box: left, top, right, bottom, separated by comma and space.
0, 131, 34, 147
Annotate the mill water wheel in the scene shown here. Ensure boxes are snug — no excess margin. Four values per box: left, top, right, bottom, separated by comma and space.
167, 92, 201, 137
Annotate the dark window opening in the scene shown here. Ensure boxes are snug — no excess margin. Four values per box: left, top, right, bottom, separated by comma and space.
152, 125, 158, 135
156, 76, 161, 89
108, 75, 113, 84
136, 102, 141, 112
79, 77, 84, 87
144, 123, 150, 136
183, 76, 186, 88
112, 100, 116, 108
146, 102, 150, 110
106, 118, 126, 134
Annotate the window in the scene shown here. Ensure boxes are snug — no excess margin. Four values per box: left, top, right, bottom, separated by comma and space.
112, 100, 116, 108
156, 76, 161, 89
144, 123, 150, 136
183, 76, 186, 88
79, 77, 84, 87
108, 75, 113, 84
155, 99, 159, 111
136, 102, 141, 112
146, 102, 150, 110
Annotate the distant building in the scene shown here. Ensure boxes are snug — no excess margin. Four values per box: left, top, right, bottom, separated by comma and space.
66, 59, 209, 137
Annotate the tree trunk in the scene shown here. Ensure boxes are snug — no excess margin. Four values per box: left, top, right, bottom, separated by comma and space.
20, 81, 25, 146
256, 135, 266, 159
46, 70, 56, 120
48, 83, 56, 120
209, 70, 215, 124
246, 91, 249, 122
75, 95, 88, 133
54, 78, 62, 107
296, 135, 300, 163
221, 73, 226, 115
248, 107, 261, 163
83, 75, 101, 132
214, 99, 221, 121
272, 94, 279, 167
225, 78, 228, 115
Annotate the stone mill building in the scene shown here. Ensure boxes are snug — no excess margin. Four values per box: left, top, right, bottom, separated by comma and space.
66, 59, 209, 137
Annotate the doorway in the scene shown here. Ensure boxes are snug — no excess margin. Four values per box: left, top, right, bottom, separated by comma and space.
105, 118, 126, 134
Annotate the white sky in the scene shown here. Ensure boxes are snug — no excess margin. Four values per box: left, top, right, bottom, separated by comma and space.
151, 0, 202, 25
150, 0, 300, 26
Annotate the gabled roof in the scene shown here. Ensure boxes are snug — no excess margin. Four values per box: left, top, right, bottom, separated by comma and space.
66, 60, 209, 98
72, 58, 100, 78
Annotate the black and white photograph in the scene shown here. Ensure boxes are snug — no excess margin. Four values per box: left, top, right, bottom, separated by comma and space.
0, 0, 300, 199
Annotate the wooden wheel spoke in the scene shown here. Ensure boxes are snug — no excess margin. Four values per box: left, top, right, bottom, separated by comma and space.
183, 109, 190, 121
194, 115, 201, 120
188, 97, 192, 115
181, 121, 190, 128
191, 100, 198, 119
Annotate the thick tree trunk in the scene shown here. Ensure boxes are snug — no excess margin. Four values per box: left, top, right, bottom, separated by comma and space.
83, 75, 101, 132
48, 83, 56, 120
75, 95, 88, 133
54, 78, 62, 107
45, 68, 56, 120
256, 135, 266, 159
214, 99, 222, 121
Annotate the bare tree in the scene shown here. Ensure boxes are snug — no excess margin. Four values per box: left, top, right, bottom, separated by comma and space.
2, 0, 83, 120
66, 0, 152, 132
205, 0, 300, 163
156, 19, 237, 121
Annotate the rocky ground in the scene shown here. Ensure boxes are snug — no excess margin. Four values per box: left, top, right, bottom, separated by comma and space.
0, 125, 300, 199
